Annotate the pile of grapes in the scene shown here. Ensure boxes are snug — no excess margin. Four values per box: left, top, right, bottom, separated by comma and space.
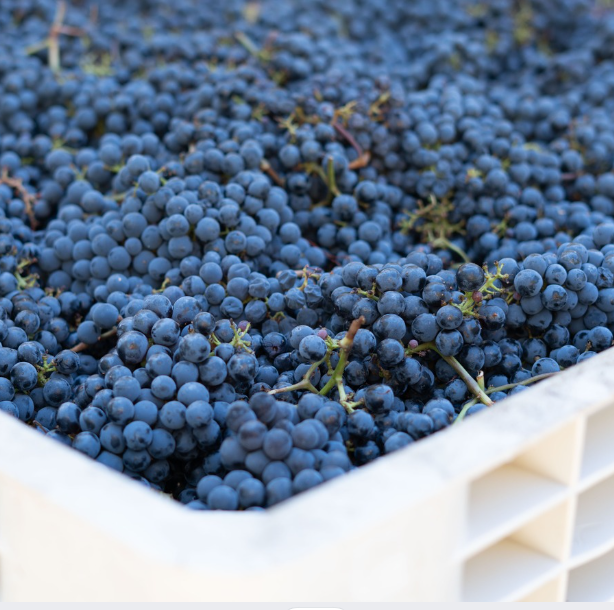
1, 0, 614, 510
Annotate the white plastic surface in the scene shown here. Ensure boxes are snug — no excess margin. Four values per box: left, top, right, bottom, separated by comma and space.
2, 349, 614, 601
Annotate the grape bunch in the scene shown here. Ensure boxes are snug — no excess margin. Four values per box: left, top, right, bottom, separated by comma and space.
1, 0, 614, 509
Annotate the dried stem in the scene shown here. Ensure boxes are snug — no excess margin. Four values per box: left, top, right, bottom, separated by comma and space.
260, 159, 285, 186
0, 168, 38, 229
333, 121, 363, 157
70, 326, 118, 353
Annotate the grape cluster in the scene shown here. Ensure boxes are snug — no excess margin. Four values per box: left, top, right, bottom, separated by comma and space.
1, 0, 614, 509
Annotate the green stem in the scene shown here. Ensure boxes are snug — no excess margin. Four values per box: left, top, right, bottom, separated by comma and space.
453, 261, 511, 316
449, 363, 490, 406
455, 372, 559, 425
356, 288, 379, 302
268, 356, 325, 396
443, 355, 494, 406
486, 372, 557, 394
268, 377, 319, 396
405, 341, 437, 355
25, 38, 51, 55
455, 398, 479, 424
318, 316, 365, 405
344, 398, 364, 410
267, 317, 366, 411
235, 32, 270, 62
336, 377, 349, 404
477, 370, 485, 391
406, 341, 493, 406
432, 237, 471, 264
231, 322, 253, 353
326, 156, 340, 198
319, 349, 348, 396
235, 32, 261, 57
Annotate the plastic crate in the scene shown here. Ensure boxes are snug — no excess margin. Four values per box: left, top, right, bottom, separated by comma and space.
2, 349, 614, 601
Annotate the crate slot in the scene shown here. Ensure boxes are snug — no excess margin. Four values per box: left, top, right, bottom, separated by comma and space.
516, 574, 565, 602
510, 499, 573, 562
572, 474, 614, 562
567, 546, 614, 601
462, 539, 559, 602
464, 463, 567, 554
513, 420, 583, 486
580, 406, 614, 486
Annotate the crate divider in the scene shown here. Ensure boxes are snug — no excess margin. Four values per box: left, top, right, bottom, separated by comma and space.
462, 463, 568, 559
567, 545, 614, 601
571, 472, 614, 566
461, 538, 561, 602
580, 404, 614, 488
516, 572, 567, 602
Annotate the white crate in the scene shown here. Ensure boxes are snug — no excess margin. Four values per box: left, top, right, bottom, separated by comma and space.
2, 349, 614, 601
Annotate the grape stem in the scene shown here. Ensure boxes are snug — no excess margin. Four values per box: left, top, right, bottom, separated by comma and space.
1, 168, 39, 229
260, 159, 285, 186
267, 356, 324, 396
406, 341, 494, 406
70, 326, 118, 353
31, 420, 49, 432
443, 354, 494, 407
431, 237, 471, 264
234, 31, 271, 62
333, 118, 372, 170
318, 316, 365, 400
35, 355, 57, 387
485, 372, 557, 394
267, 316, 366, 413
477, 370, 485, 390
24, 1, 86, 72
456, 398, 479, 420
454, 372, 559, 424
332, 120, 371, 170
325, 155, 341, 200
454, 261, 511, 316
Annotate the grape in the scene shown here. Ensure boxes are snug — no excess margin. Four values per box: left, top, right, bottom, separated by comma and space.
123, 421, 153, 450
412, 314, 439, 342
376, 338, 405, 368
514, 270, 544, 298
384, 432, 414, 454
117, 331, 149, 364
185, 401, 214, 428
237, 478, 266, 508
159, 401, 187, 430
292, 469, 324, 494
456, 264, 485, 292
10, 362, 37, 392
436, 305, 464, 330
265, 478, 293, 506
262, 429, 293, 460
178, 333, 211, 363
151, 376, 177, 401
298, 335, 327, 362
72, 432, 102, 459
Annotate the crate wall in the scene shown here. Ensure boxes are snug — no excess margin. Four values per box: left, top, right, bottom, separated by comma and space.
2, 349, 614, 601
